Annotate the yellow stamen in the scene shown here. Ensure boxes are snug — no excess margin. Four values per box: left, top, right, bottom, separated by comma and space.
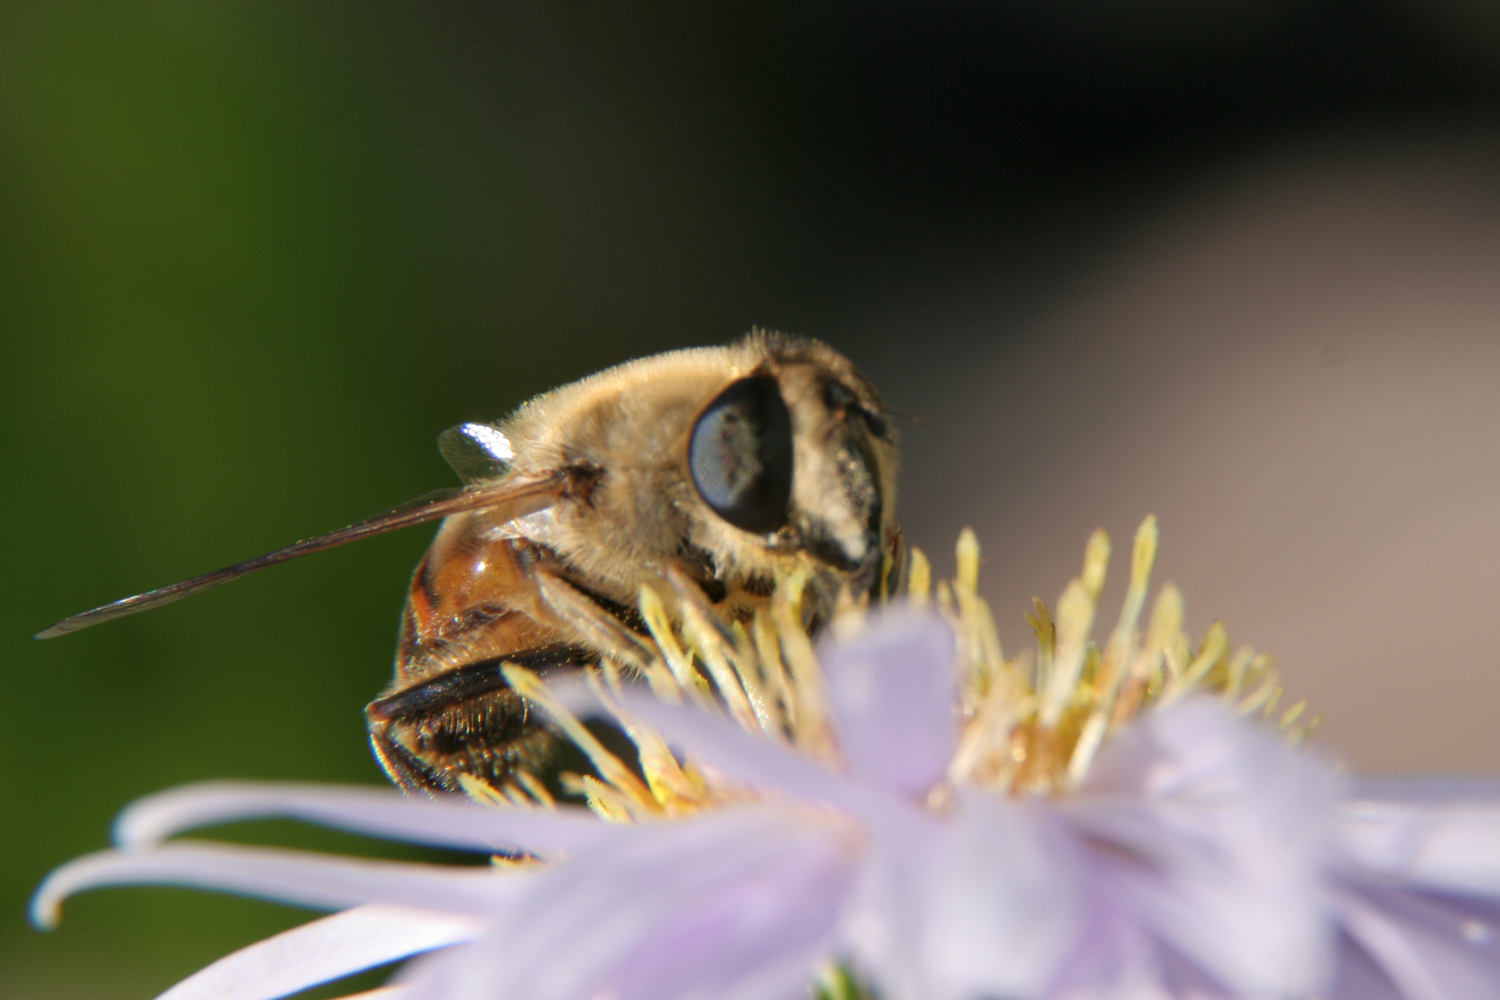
1027, 597, 1057, 696
595, 665, 710, 812
503, 664, 658, 817
666, 567, 763, 734
752, 606, 796, 730
956, 527, 980, 596
516, 771, 557, 810
638, 582, 706, 701
563, 773, 635, 823
456, 774, 511, 808
770, 568, 836, 759
470, 516, 1310, 820
908, 547, 932, 606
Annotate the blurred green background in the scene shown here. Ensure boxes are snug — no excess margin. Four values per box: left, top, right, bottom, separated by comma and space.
5, 3, 1500, 997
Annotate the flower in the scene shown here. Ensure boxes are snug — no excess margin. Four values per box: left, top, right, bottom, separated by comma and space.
34, 520, 1500, 1000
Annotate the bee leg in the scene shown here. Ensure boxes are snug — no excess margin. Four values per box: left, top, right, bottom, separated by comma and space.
533, 565, 656, 671
368, 724, 447, 796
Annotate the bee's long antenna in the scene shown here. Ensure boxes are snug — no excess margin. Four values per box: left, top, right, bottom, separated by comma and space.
36, 476, 563, 639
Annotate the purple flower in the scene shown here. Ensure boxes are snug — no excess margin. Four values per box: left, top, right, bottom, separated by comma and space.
34, 523, 1500, 999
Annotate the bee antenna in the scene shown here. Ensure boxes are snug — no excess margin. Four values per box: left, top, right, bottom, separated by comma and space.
883, 406, 945, 439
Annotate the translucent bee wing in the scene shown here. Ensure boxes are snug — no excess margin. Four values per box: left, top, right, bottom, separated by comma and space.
35, 474, 565, 639
438, 423, 514, 484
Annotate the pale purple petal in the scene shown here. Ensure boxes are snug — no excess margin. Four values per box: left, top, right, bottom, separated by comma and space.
821, 612, 957, 798
1340, 797, 1500, 896
385, 944, 464, 1000
614, 691, 862, 809
917, 790, 1081, 1000
1048, 965, 1175, 1000
1327, 931, 1408, 1000
400, 805, 858, 1000
839, 788, 1078, 1000
33, 841, 525, 928
114, 781, 613, 858
155, 903, 480, 1000
57, 609, 1499, 1000
1038, 911, 1176, 1000
1068, 697, 1341, 998
1333, 886, 1500, 1000
1154, 947, 1250, 999
321, 988, 407, 1000
830, 797, 941, 1000
702, 952, 840, 1000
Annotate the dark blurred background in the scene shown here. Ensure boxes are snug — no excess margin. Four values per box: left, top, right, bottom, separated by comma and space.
5, 2, 1500, 996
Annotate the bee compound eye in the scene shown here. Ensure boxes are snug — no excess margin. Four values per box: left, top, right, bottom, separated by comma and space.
689, 375, 794, 534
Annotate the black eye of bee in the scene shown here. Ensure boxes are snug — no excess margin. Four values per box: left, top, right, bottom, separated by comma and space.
689, 375, 794, 534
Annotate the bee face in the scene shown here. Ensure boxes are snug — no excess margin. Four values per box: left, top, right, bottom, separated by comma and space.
497, 332, 899, 610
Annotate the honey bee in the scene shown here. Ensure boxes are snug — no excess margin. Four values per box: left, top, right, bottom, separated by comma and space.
38, 332, 902, 794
